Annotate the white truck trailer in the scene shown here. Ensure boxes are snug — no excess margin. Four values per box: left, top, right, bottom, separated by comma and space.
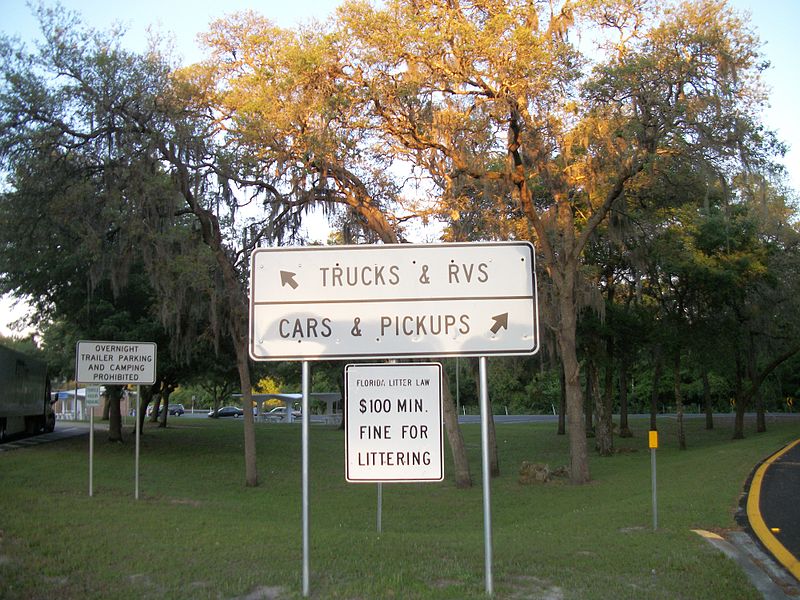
0, 344, 55, 441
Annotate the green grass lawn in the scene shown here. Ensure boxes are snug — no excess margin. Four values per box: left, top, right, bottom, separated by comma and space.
1, 414, 797, 599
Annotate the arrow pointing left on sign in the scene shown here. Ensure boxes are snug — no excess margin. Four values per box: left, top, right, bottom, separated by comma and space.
490, 313, 508, 334
280, 271, 299, 289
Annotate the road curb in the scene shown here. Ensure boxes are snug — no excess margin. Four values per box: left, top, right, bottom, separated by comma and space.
693, 529, 795, 599
747, 439, 800, 581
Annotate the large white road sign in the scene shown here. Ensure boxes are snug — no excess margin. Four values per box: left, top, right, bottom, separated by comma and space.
249, 242, 538, 360
345, 363, 443, 482
75, 341, 157, 385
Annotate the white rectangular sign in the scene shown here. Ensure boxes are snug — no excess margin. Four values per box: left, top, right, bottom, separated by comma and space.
345, 363, 443, 483
249, 242, 538, 360
85, 386, 101, 407
75, 341, 157, 385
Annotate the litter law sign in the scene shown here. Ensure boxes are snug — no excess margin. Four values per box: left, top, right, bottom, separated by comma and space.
75, 341, 157, 385
345, 362, 443, 483
249, 242, 538, 360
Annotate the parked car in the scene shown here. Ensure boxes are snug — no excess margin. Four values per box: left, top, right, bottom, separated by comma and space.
264, 406, 302, 421
147, 403, 185, 416
208, 406, 244, 418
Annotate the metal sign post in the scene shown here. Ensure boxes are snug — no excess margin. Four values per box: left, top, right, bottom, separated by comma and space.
649, 430, 658, 530
135, 385, 141, 500
86, 386, 100, 497
302, 362, 310, 598
479, 357, 493, 595
377, 483, 383, 534
89, 406, 94, 496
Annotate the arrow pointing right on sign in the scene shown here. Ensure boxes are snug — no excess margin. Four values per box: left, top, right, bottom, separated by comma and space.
490, 313, 509, 334
280, 271, 299, 289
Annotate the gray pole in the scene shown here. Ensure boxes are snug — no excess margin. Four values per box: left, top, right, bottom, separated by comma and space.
651, 447, 658, 530
478, 356, 493, 595
302, 361, 310, 597
377, 482, 383, 533
455, 357, 460, 415
135, 385, 140, 500
89, 406, 94, 497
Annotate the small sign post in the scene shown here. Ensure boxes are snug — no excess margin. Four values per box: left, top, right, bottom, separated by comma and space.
86, 386, 100, 497
649, 430, 658, 530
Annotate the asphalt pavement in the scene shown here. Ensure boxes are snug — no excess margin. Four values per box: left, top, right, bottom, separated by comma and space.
744, 439, 800, 592
701, 437, 800, 599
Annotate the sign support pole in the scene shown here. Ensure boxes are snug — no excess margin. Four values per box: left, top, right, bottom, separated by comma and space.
89, 406, 94, 497
302, 361, 310, 597
649, 430, 658, 531
478, 356, 493, 596
135, 385, 141, 500
651, 448, 657, 530
377, 483, 383, 533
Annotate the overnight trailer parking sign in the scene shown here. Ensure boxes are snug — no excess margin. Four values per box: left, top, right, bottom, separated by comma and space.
249, 242, 538, 361
75, 340, 157, 385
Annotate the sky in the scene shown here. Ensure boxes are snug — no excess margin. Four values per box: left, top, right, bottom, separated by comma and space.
1, 0, 798, 337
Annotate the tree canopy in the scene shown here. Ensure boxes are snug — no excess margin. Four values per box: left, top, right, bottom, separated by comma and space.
1, 0, 797, 486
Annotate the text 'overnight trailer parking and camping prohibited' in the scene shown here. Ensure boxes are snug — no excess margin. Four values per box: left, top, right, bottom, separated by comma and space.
75, 341, 156, 385
249, 242, 538, 361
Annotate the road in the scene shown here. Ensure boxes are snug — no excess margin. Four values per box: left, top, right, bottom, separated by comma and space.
0, 422, 92, 452
747, 439, 800, 585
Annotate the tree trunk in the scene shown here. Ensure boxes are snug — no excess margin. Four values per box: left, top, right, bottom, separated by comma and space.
618, 358, 633, 438
733, 352, 746, 439
733, 396, 747, 439
556, 272, 590, 484
673, 352, 686, 450
557, 363, 566, 436
233, 340, 258, 487
165, 146, 259, 486
595, 337, 614, 456
584, 358, 595, 437
138, 385, 155, 434
594, 364, 612, 456
149, 382, 162, 423
441, 374, 472, 488
756, 391, 766, 433
158, 384, 175, 428
733, 342, 800, 439
702, 368, 713, 430
650, 345, 663, 431
107, 385, 123, 442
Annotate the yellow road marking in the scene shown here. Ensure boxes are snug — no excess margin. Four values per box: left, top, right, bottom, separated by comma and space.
692, 529, 724, 540
747, 439, 800, 579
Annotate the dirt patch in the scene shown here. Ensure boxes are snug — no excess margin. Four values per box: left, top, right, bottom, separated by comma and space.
506, 575, 564, 599
619, 525, 648, 534
169, 498, 203, 507
518, 462, 569, 485
232, 585, 292, 599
